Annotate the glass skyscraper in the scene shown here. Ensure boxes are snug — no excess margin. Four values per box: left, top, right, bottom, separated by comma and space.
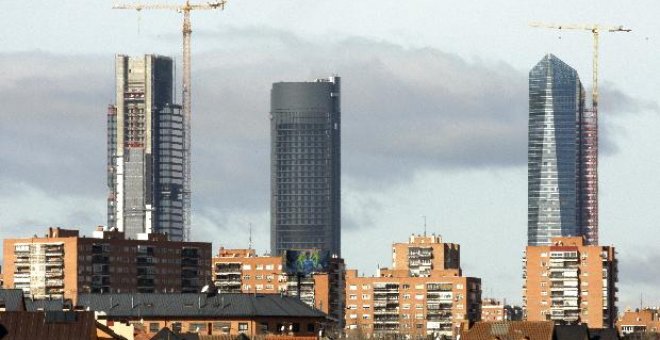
270, 76, 341, 256
107, 55, 186, 241
528, 54, 587, 245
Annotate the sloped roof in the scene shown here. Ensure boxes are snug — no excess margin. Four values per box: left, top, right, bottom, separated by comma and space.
150, 327, 200, 340
0, 290, 25, 311
76, 293, 326, 319
588, 328, 619, 340
25, 298, 72, 311
0, 311, 97, 339
554, 325, 589, 340
462, 321, 555, 340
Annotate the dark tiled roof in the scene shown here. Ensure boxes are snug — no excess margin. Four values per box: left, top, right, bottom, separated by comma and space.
463, 321, 555, 340
150, 327, 200, 340
76, 293, 326, 319
588, 328, 619, 340
0, 290, 25, 311
25, 298, 72, 311
0, 311, 97, 340
554, 325, 589, 340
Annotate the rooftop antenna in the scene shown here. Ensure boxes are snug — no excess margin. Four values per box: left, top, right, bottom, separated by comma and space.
422, 216, 427, 236
248, 223, 253, 251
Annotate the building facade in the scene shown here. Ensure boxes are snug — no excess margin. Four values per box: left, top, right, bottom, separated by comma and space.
108, 54, 188, 241
523, 237, 617, 328
528, 54, 598, 246
617, 308, 660, 337
3, 227, 211, 300
270, 76, 341, 256
212, 248, 345, 327
344, 234, 481, 338
76, 293, 326, 338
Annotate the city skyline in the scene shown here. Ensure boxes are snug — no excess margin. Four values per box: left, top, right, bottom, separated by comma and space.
2, 0, 660, 310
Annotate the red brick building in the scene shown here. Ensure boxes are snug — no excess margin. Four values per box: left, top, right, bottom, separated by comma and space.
3, 227, 211, 300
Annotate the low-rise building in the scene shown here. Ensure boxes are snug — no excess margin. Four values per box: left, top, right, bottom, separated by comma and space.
3, 227, 211, 300
523, 237, 617, 328
344, 234, 482, 338
617, 308, 660, 337
76, 292, 327, 338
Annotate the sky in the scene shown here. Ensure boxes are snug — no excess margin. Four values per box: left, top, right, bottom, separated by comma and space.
1, 0, 660, 309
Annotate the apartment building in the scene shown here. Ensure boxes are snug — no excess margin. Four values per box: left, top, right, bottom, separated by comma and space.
344, 234, 481, 338
392, 234, 460, 276
481, 298, 522, 322
3, 227, 211, 300
212, 248, 345, 326
617, 308, 660, 336
523, 237, 617, 328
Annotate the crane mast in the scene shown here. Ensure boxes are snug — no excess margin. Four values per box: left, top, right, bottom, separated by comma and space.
529, 22, 631, 245
114, 0, 227, 241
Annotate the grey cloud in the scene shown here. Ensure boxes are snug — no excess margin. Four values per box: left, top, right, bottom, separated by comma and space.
618, 250, 660, 287
0, 29, 655, 222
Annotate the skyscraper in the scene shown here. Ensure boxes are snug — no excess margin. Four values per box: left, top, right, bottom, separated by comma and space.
270, 76, 341, 256
528, 54, 587, 246
107, 54, 187, 241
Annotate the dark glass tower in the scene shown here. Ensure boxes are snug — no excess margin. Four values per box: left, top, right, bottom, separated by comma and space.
107, 55, 186, 241
270, 76, 341, 256
528, 54, 586, 246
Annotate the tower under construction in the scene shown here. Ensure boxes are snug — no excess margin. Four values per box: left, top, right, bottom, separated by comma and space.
107, 54, 187, 241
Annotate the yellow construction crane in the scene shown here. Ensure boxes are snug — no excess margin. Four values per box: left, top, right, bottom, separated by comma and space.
113, 0, 228, 241
529, 22, 631, 110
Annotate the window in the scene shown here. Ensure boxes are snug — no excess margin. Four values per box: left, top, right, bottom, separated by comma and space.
307, 323, 315, 332
239, 323, 248, 332
362, 294, 370, 300
292, 323, 300, 332
265, 264, 274, 270
415, 294, 424, 300
243, 264, 251, 270
172, 322, 182, 333
243, 275, 250, 280
362, 315, 370, 320
349, 295, 357, 300
149, 322, 160, 333
362, 284, 370, 289
213, 322, 231, 333
363, 304, 371, 310
349, 285, 357, 291
256, 265, 264, 270
189, 323, 206, 332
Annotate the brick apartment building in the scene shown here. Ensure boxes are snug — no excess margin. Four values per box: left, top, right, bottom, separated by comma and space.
212, 248, 345, 327
480, 298, 522, 322
617, 308, 660, 337
523, 237, 617, 328
344, 234, 482, 338
3, 227, 211, 300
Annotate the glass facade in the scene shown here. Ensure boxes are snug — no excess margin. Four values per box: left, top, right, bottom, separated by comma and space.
270, 77, 341, 256
108, 55, 186, 241
528, 54, 585, 246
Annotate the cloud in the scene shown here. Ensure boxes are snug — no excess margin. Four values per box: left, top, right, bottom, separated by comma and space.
0, 28, 656, 235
